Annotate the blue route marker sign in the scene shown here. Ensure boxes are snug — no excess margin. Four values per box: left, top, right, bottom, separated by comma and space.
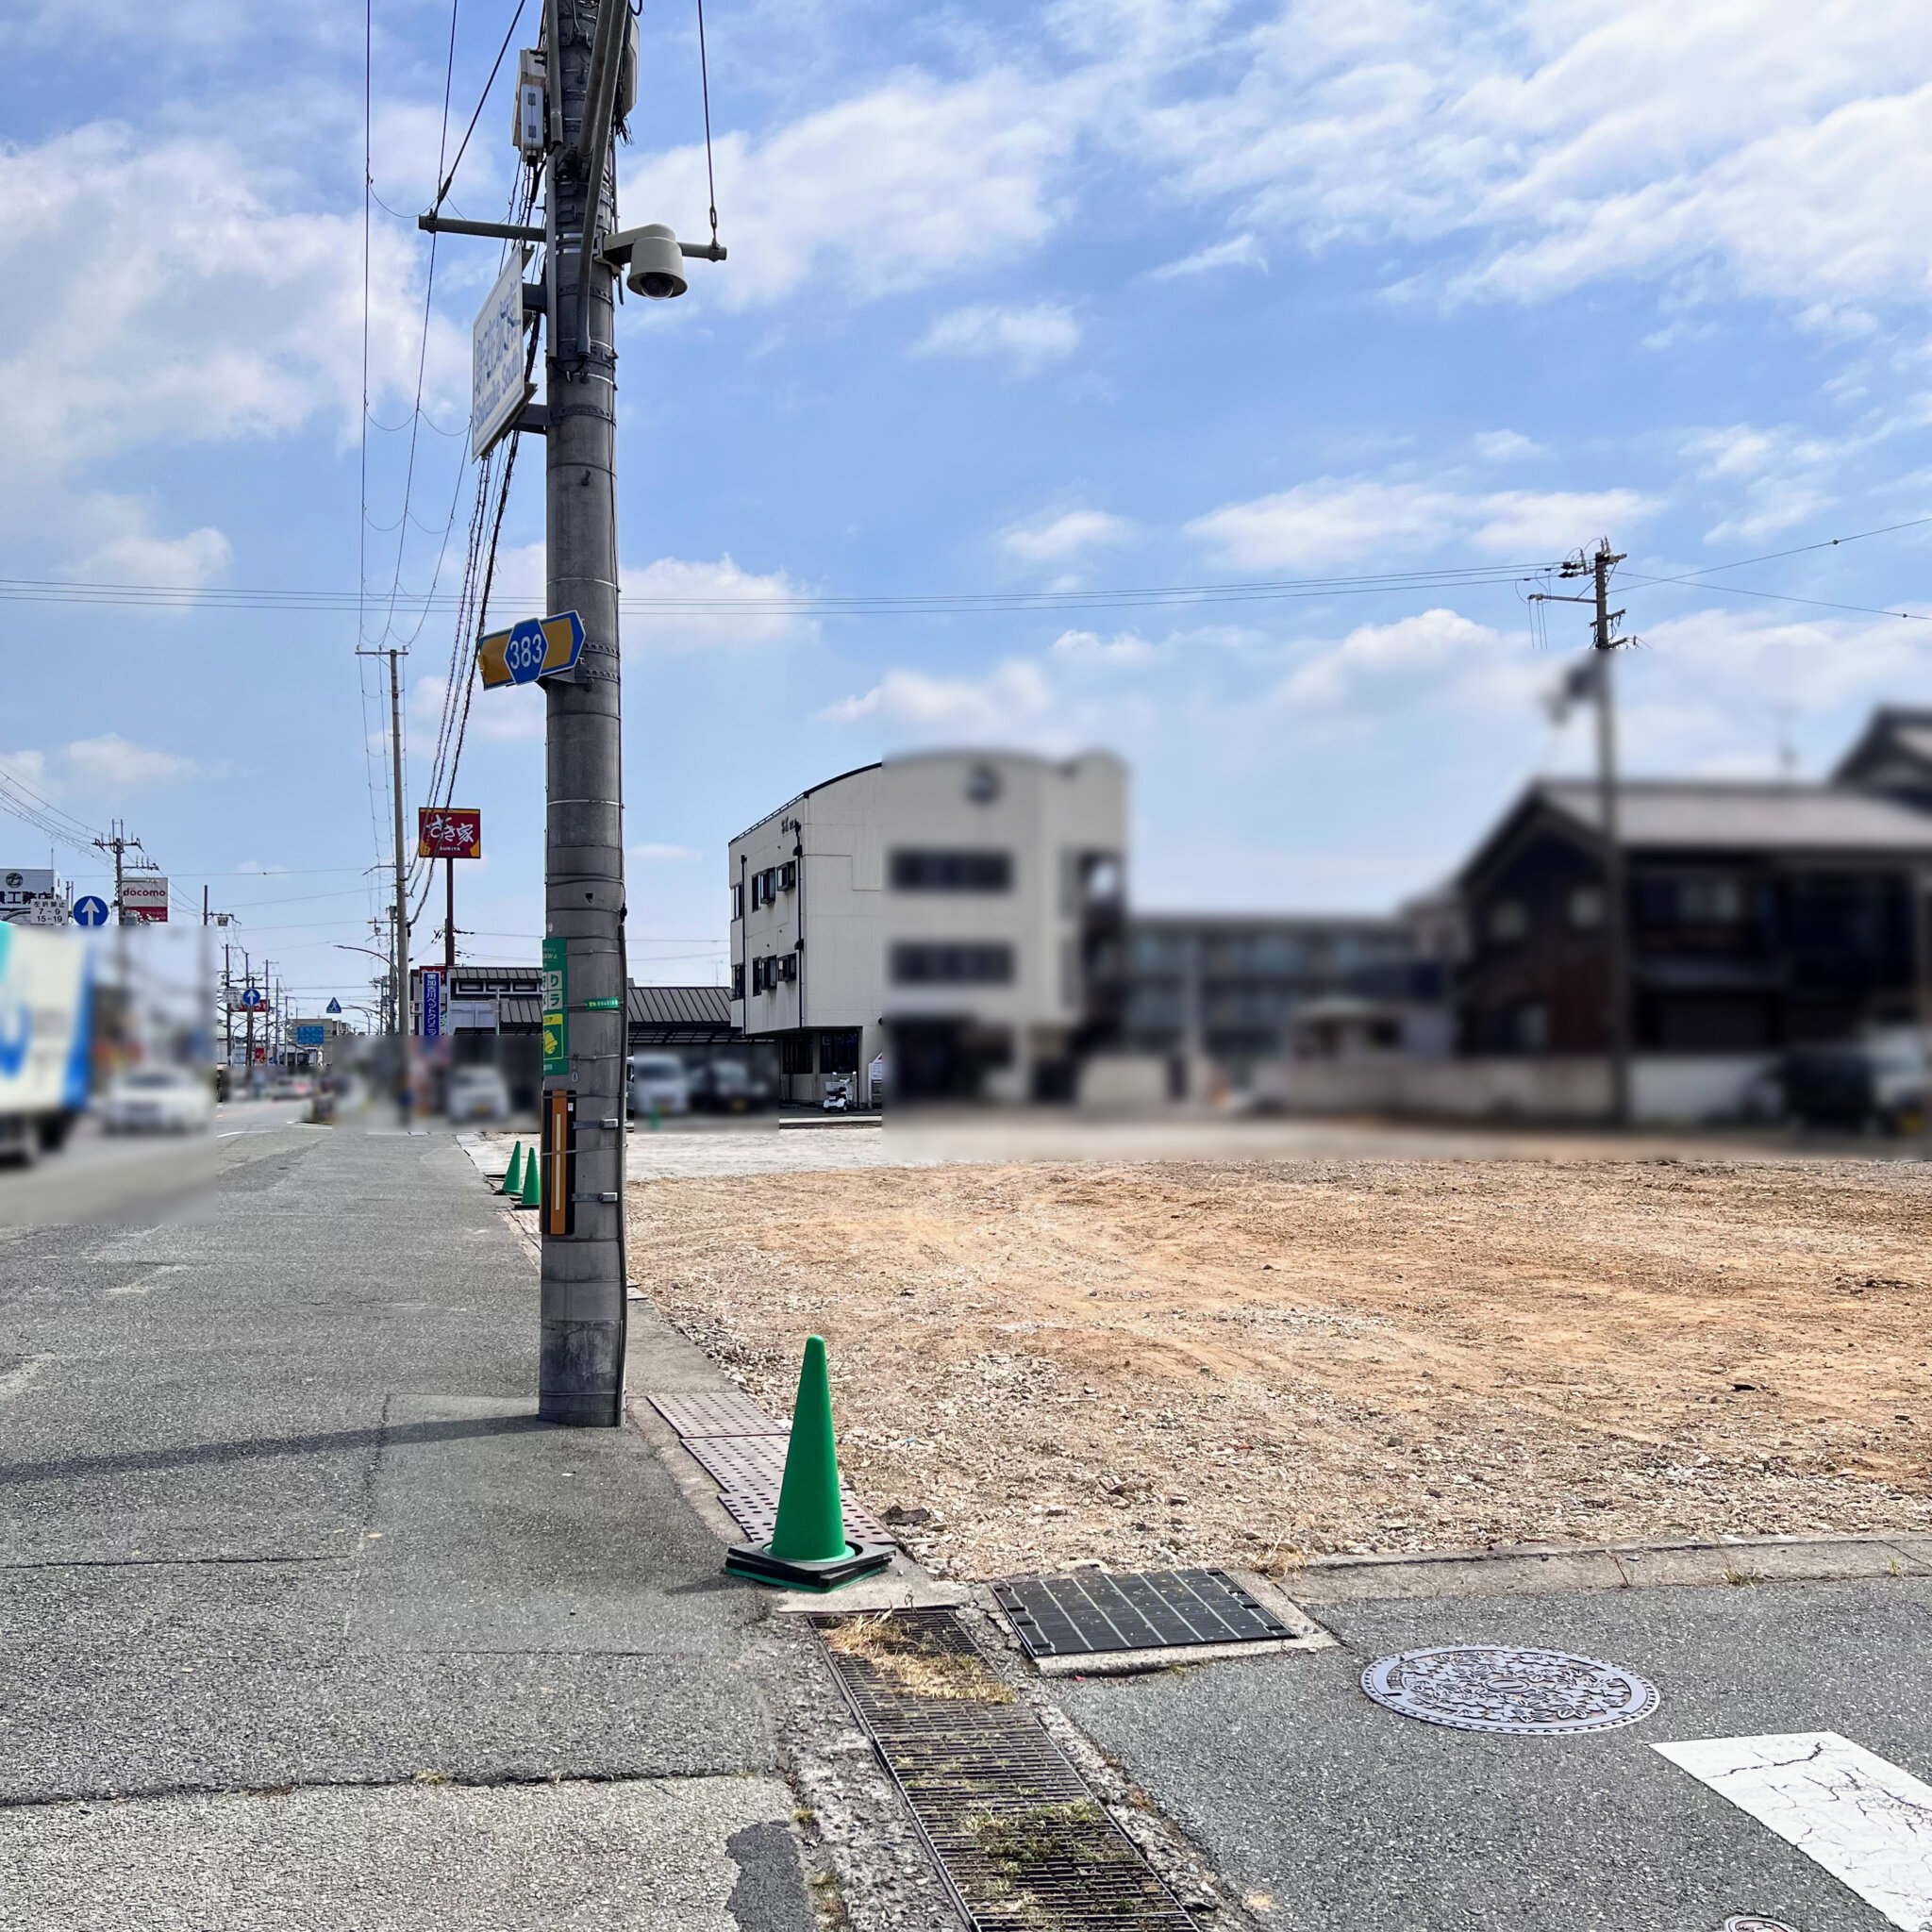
72, 896, 109, 928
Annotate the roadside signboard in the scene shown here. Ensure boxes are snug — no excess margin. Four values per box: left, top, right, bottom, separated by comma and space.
73, 896, 109, 928
470, 254, 533, 460
421, 966, 444, 1041
476, 610, 585, 689
1, 869, 55, 903
294, 1023, 326, 1049
120, 875, 170, 923
417, 808, 482, 859
541, 935, 568, 1075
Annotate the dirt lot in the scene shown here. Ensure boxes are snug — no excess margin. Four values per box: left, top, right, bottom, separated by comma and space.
625, 1152, 1932, 1580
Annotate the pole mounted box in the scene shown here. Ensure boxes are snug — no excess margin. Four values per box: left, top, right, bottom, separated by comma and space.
513, 48, 547, 161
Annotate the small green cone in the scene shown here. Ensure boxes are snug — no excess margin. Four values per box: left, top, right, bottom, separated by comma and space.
724, 1335, 891, 1591
770, 1337, 847, 1561
520, 1149, 541, 1209
501, 1142, 524, 1196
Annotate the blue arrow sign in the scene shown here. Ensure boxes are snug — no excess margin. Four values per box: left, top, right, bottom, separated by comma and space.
72, 896, 109, 928
325, 997, 342, 1015
241, 987, 264, 1009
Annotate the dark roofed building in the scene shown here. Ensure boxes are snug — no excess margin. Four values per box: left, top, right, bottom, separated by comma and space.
1456, 772, 1932, 1067
495, 982, 733, 1046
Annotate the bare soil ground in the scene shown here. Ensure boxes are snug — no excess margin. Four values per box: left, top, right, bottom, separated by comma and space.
625, 1153, 1932, 1581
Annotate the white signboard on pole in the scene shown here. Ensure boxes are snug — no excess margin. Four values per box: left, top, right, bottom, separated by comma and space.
120, 875, 170, 924
470, 254, 532, 460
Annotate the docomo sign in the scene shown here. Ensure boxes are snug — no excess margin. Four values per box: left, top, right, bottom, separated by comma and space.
417, 808, 482, 860
120, 875, 170, 924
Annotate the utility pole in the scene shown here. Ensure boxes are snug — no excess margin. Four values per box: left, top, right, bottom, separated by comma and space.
537, 0, 630, 1427
1591, 541, 1632, 1127
1535, 540, 1634, 1125
419, 0, 723, 1425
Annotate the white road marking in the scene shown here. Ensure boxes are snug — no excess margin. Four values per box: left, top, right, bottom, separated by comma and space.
1654, 1732, 1932, 1932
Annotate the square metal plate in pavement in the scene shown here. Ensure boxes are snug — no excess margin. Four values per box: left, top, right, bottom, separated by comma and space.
993, 1567, 1291, 1661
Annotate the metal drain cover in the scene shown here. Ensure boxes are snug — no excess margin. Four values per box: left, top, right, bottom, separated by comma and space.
1361, 1644, 1659, 1734
995, 1568, 1291, 1661
1723, 1919, 1797, 1932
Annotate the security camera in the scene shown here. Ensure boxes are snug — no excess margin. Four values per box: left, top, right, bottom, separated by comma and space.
624, 225, 688, 300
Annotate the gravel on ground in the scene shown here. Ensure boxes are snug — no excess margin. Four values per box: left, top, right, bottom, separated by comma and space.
625, 1153, 1932, 1580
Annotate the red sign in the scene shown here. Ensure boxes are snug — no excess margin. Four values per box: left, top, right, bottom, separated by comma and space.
417, 808, 482, 860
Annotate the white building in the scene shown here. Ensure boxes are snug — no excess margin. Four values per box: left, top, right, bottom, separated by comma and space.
727, 751, 1128, 1104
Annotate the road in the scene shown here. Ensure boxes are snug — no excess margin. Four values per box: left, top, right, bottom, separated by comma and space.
0, 1115, 816, 1928
0, 1097, 308, 1226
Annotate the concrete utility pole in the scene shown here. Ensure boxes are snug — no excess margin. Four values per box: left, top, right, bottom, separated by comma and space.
539, 0, 630, 1427
1591, 542, 1632, 1127
386, 650, 410, 1055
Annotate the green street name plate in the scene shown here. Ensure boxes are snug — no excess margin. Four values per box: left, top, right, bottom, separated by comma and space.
541, 935, 568, 1075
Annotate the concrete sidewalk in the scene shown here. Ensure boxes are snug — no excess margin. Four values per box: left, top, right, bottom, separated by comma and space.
0, 1120, 814, 1928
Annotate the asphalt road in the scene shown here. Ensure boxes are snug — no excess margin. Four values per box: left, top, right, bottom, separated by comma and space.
0, 1097, 308, 1226
0, 1117, 813, 1928
1055, 1574, 1932, 1932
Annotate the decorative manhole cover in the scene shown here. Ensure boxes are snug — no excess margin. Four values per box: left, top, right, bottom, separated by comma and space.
1723, 1919, 1797, 1932
1361, 1644, 1659, 1734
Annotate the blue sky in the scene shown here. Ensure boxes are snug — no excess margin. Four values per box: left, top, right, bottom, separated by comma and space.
4, 0, 1932, 1010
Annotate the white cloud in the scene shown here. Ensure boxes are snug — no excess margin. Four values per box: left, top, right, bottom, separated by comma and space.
1680, 423, 1853, 543
1473, 429, 1544, 461
65, 733, 195, 786
486, 545, 816, 651
629, 842, 699, 863
821, 659, 1058, 739
1000, 509, 1130, 563
74, 500, 231, 590
914, 302, 1081, 373
472, 687, 546, 743
0, 122, 454, 485
1190, 476, 1657, 568
1052, 628, 1156, 665
1275, 608, 1518, 710
623, 74, 1072, 310
1149, 233, 1268, 279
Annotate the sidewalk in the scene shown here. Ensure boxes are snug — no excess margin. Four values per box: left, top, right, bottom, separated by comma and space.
0, 1119, 815, 1928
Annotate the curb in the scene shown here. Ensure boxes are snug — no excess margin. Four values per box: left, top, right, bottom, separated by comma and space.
1282, 1529, 1932, 1603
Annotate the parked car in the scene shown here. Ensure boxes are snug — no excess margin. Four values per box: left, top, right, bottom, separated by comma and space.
1781, 1039, 1929, 1134
626, 1053, 690, 1117
267, 1074, 311, 1102
447, 1064, 510, 1124
102, 1067, 215, 1134
690, 1058, 757, 1112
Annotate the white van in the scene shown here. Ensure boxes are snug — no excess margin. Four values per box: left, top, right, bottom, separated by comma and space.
626, 1053, 691, 1117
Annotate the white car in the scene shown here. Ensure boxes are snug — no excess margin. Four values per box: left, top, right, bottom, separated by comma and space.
626, 1053, 690, 1117
102, 1067, 215, 1134
447, 1065, 510, 1123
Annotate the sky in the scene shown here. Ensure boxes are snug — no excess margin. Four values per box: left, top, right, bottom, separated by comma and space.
4, 0, 1932, 1014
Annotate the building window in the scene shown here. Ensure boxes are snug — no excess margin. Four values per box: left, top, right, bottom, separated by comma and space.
891, 849, 1012, 891
780, 859, 797, 891
751, 955, 794, 993
1679, 877, 1744, 923
1567, 886, 1604, 930
820, 1027, 861, 1073
779, 1032, 815, 1075
749, 865, 794, 909
1512, 1001, 1548, 1051
731, 962, 744, 999
730, 882, 743, 921
890, 942, 1015, 985
1489, 899, 1528, 942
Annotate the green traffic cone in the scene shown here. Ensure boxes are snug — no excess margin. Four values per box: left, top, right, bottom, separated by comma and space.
520, 1149, 541, 1209
501, 1141, 524, 1196
724, 1335, 891, 1591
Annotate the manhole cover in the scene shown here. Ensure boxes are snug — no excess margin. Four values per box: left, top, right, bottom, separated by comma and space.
1361, 1644, 1659, 1734
1723, 1919, 1798, 1931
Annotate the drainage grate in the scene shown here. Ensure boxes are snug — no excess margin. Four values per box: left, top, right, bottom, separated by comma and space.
1361, 1645, 1659, 1735
994, 1568, 1291, 1663
648, 1391, 786, 1438
816, 1608, 1197, 1931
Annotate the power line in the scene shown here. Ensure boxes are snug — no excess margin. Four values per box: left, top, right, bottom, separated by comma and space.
0, 560, 1557, 615
1622, 573, 1931, 623
430, 0, 531, 212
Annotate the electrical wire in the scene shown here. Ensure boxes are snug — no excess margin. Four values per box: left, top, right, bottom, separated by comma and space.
1622, 573, 1931, 623
695, 0, 720, 247
430, 0, 531, 212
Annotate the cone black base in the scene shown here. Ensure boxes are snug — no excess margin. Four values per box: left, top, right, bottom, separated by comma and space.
724, 1539, 894, 1591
